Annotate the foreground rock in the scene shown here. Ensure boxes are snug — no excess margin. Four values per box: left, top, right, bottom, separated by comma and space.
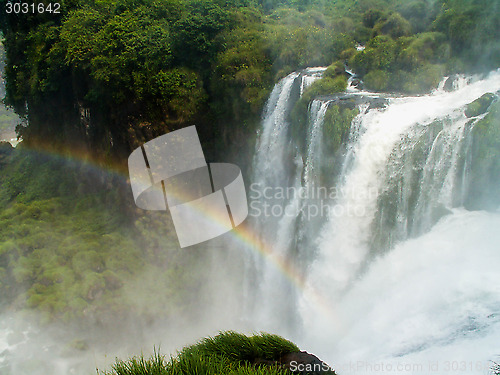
254, 351, 336, 374
281, 351, 336, 374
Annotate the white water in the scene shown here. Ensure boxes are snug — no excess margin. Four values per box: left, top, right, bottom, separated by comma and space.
305, 209, 500, 374
251, 68, 500, 373
303, 99, 331, 188
253, 67, 325, 188
307, 70, 500, 295
250, 68, 328, 331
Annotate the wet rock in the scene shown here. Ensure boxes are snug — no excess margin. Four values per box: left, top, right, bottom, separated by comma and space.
443, 75, 456, 92
316, 94, 388, 112
350, 78, 363, 89
367, 97, 388, 111
281, 351, 336, 374
253, 351, 336, 374
338, 96, 358, 110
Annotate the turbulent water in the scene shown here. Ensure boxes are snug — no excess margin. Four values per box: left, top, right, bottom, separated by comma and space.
251, 69, 500, 373
309, 209, 500, 374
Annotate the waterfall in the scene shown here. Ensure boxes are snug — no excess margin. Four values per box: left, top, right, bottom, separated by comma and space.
250, 68, 500, 372
249, 67, 326, 332
303, 99, 331, 189
310, 72, 500, 295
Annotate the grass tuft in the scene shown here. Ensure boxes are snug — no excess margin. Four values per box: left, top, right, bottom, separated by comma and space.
100, 331, 299, 375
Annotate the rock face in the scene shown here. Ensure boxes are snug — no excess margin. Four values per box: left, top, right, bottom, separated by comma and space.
350, 78, 363, 90
317, 93, 388, 111
443, 75, 456, 92
281, 351, 336, 374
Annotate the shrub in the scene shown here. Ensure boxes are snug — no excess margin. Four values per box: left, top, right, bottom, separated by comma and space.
373, 12, 412, 39
400, 63, 445, 94
364, 69, 390, 91
363, 9, 386, 29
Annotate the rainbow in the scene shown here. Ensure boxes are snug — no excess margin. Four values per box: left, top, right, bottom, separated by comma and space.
8, 140, 341, 330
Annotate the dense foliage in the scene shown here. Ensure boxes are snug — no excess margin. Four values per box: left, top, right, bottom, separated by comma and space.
100, 331, 305, 375
2, 0, 498, 159
347, 0, 500, 92
0, 145, 211, 324
0, 0, 354, 160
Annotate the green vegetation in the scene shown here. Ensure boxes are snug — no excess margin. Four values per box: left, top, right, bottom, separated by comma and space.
0, 42, 20, 136
100, 331, 301, 375
0, 147, 210, 324
349, 32, 448, 93
347, 0, 500, 92
0, 0, 355, 160
322, 104, 358, 153
2, 0, 497, 158
290, 65, 347, 150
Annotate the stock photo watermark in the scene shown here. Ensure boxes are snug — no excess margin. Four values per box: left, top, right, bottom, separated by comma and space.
128, 126, 248, 248
334, 359, 491, 373
249, 183, 379, 219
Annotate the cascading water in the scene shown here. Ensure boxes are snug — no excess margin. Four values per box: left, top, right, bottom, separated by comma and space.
250, 68, 500, 373
303, 100, 331, 189
249, 67, 326, 332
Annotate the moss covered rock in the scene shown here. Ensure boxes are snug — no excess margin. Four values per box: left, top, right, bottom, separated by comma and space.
290, 75, 347, 151
465, 93, 497, 118
466, 99, 500, 210
323, 104, 358, 153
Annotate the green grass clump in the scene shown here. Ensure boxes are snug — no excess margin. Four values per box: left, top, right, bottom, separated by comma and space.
100, 331, 300, 375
